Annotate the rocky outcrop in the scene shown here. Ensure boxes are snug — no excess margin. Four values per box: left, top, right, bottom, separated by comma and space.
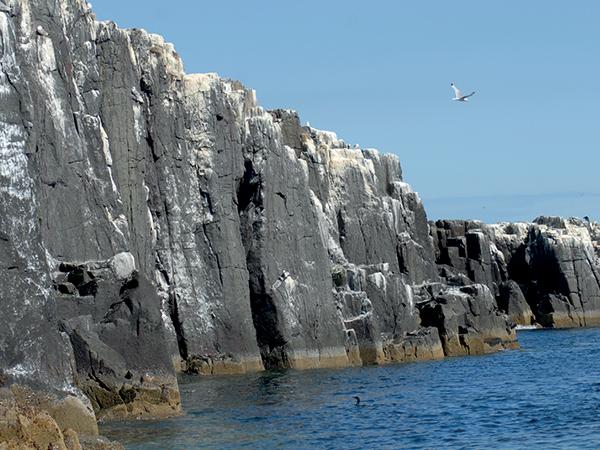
430, 220, 506, 296
0, 385, 122, 450
497, 280, 535, 326
0, 0, 522, 445
289, 122, 445, 366
517, 217, 600, 327
417, 284, 518, 355
55, 257, 181, 420
430, 217, 600, 328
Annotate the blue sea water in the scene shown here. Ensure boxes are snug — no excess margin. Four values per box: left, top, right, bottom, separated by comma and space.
102, 328, 600, 449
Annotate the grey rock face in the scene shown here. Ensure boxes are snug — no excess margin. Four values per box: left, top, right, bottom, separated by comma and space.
430, 220, 507, 295
418, 284, 518, 356
0, 2, 524, 440
94, 27, 264, 372
280, 121, 449, 366
336, 289, 384, 365
56, 260, 180, 420
0, 0, 80, 396
0, 0, 184, 423
431, 218, 600, 329
520, 218, 600, 327
235, 107, 349, 370
497, 280, 534, 326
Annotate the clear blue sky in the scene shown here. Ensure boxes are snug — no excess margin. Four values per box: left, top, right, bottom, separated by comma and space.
93, 1, 600, 223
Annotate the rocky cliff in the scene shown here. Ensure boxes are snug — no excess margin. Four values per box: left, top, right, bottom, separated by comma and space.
0, 0, 594, 447
430, 217, 600, 328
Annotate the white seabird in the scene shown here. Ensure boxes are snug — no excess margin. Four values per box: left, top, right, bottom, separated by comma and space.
451, 82, 475, 102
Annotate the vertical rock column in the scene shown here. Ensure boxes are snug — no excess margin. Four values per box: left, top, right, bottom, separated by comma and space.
239, 108, 350, 370
0, 0, 82, 395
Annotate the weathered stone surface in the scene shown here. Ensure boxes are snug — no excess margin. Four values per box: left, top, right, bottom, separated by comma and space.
0, 390, 67, 450
238, 109, 350, 370
430, 217, 600, 329
430, 220, 507, 295
498, 280, 534, 326
94, 31, 264, 373
56, 265, 181, 420
107, 253, 136, 280
337, 290, 385, 365
0, 0, 553, 446
522, 218, 600, 327
0, 385, 120, 450
418, 284, 518, 356
282, 121, 446, 367
501, 219, 600, 328
381, 327, 445, 363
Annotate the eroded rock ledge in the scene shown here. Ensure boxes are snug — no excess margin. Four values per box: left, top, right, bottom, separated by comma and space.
430, 217, 600, 328
0, 0, 597, 446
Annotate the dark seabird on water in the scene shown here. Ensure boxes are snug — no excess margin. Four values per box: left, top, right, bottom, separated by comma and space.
353, 396, 360, 405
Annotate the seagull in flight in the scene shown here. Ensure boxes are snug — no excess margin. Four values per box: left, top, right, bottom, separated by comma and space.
451, 82, 476, 102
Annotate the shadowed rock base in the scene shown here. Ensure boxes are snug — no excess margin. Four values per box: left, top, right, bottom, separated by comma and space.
498, 281, 535, 326
537, 310, 600, 329
184, 355, 264, 376
55, 266, 182, 422
283, 348, 351, 370
184, 350, 352, 374
81, 375, 181, 422
382, 327, 445, 363
418, 284, 519, 357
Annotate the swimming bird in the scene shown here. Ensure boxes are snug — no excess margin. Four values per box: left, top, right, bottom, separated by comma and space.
451, 82, 475, 102
353, 396, 361, 405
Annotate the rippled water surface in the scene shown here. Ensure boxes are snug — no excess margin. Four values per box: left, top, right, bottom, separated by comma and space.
102, 329, 600, 449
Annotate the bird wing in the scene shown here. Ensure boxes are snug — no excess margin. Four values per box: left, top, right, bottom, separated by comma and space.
451, 84, 462, 98
463, 91, 476, 99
